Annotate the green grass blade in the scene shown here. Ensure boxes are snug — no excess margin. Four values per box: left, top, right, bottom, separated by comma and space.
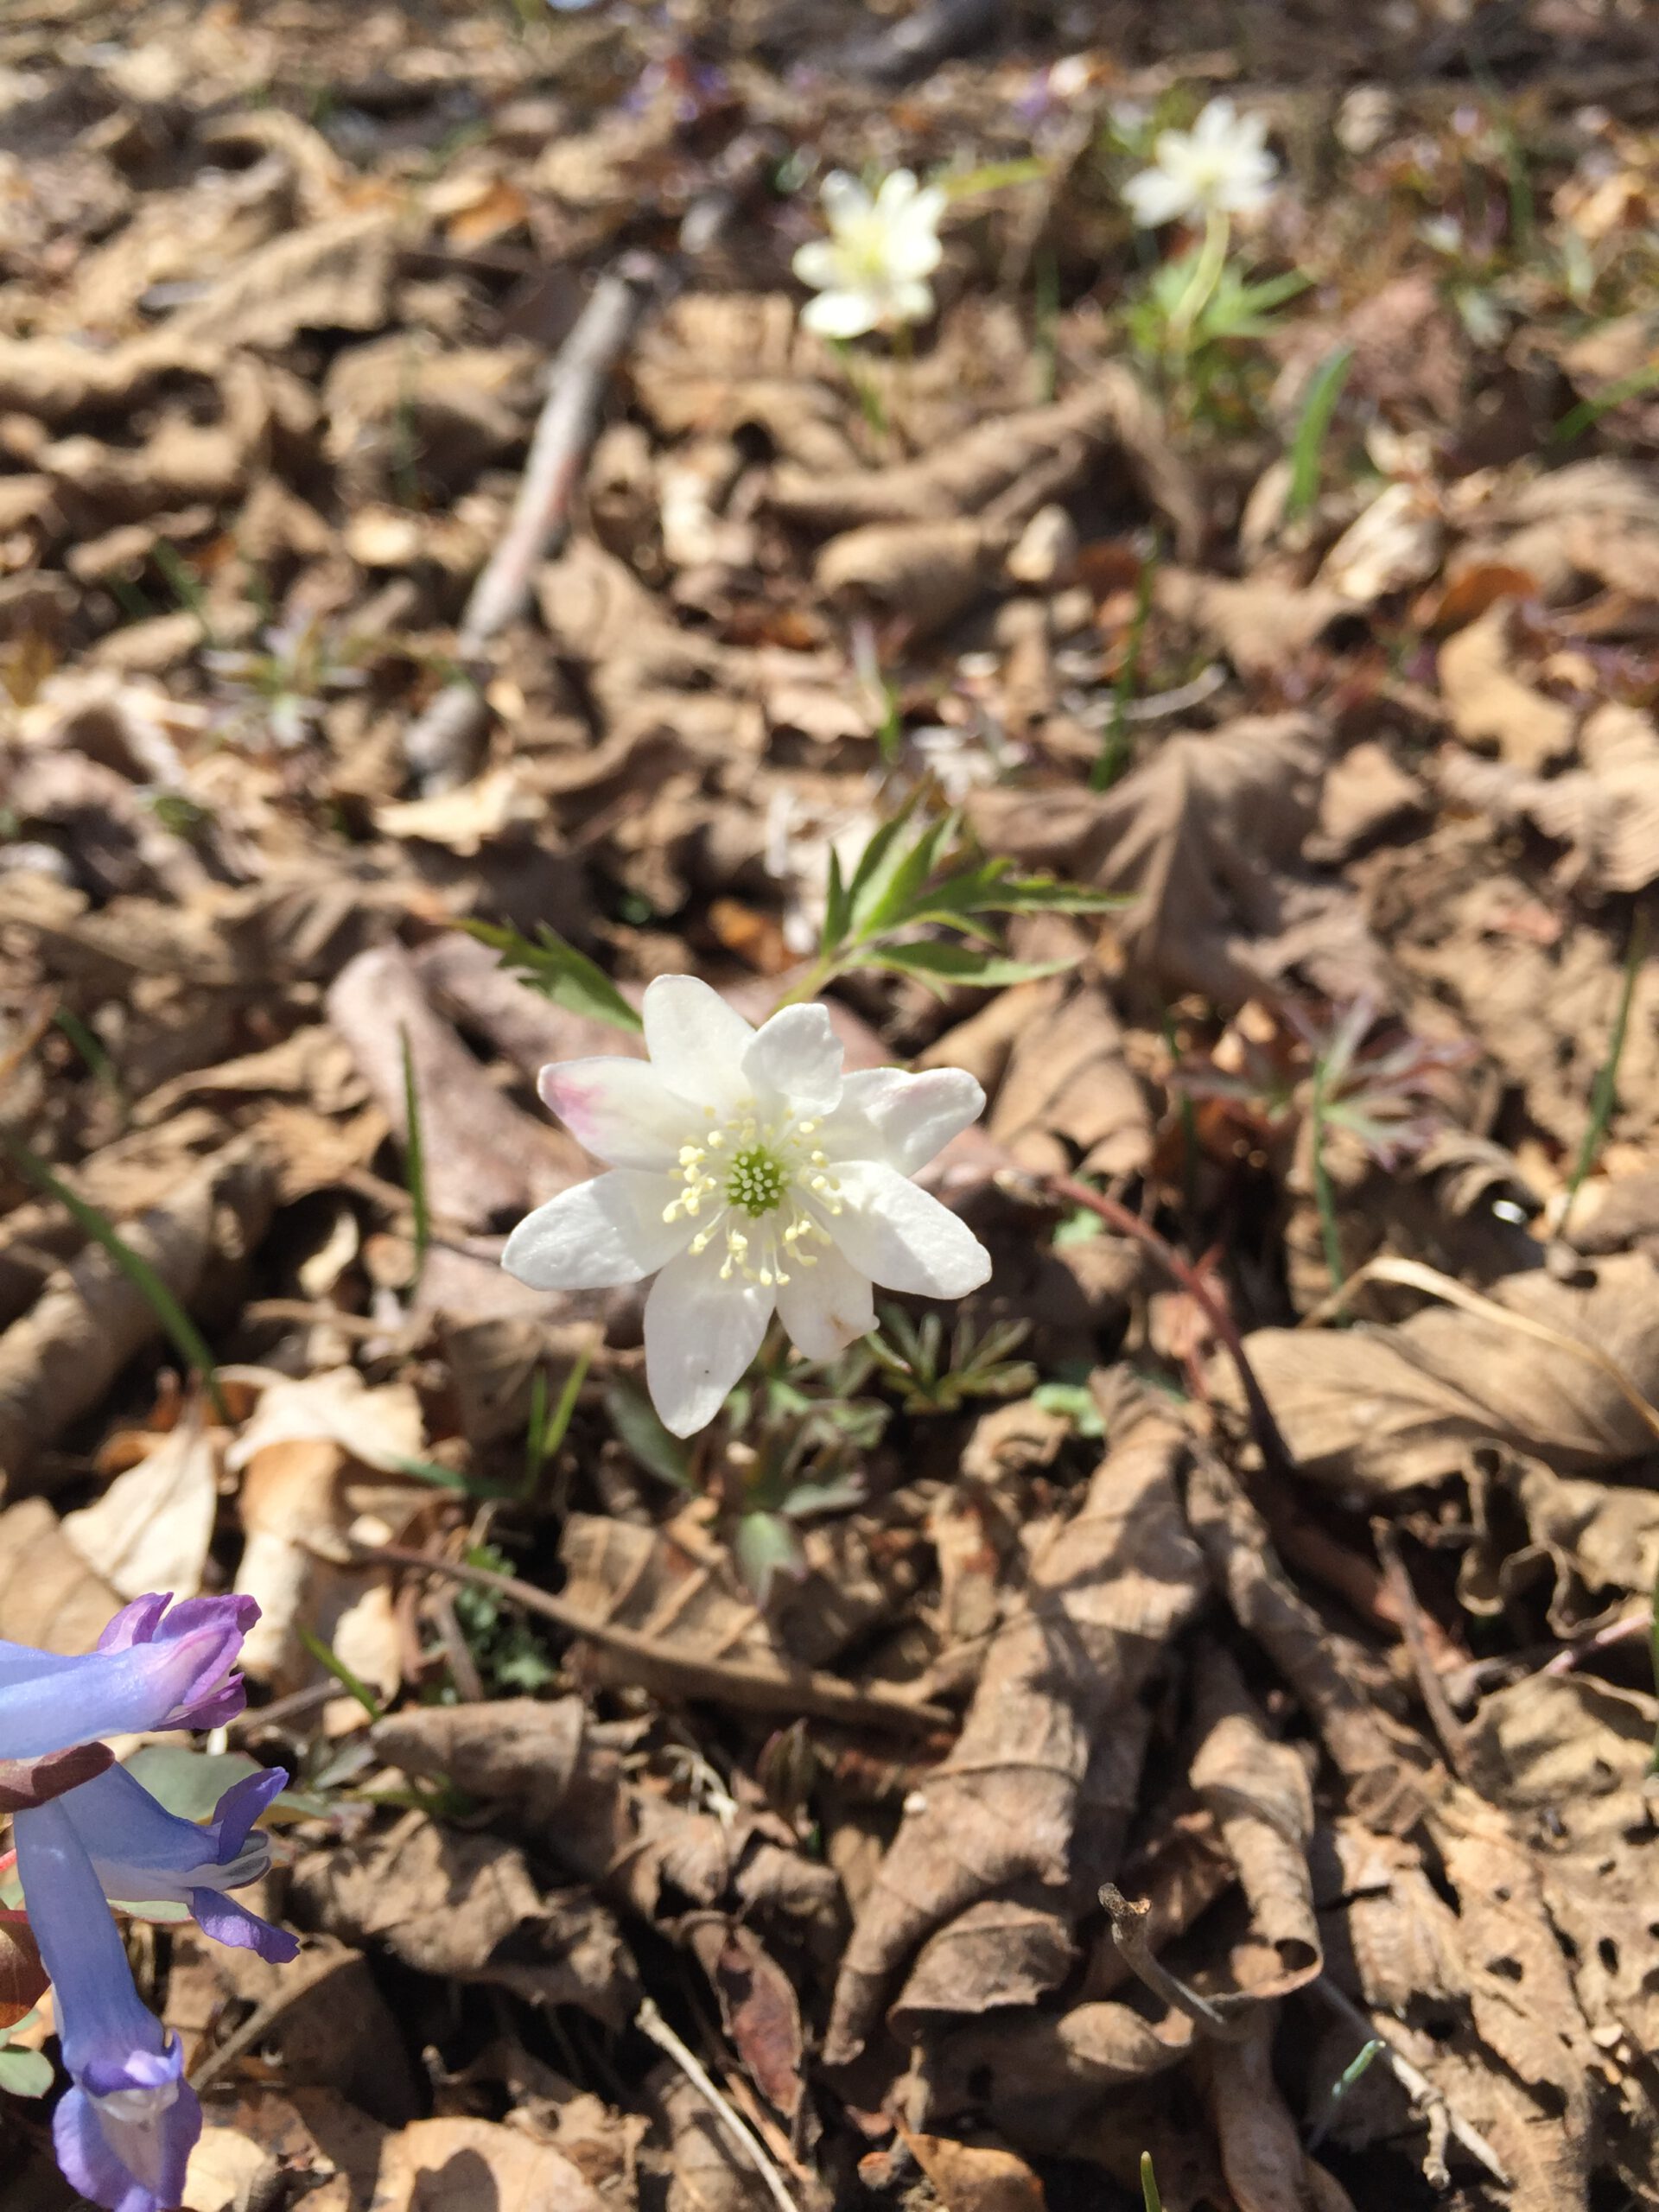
1553, 359, 1659, 445
1287, 345, 1354, 521
0, 1128, 226, 1419
1140, 2152, 1163, 2212
296, 1624, 384, 1722
1090, 542, 1157, 791
524, 1340, 592, 1499
1564, 912, 1646, 1221
399, 1023, 430, 1286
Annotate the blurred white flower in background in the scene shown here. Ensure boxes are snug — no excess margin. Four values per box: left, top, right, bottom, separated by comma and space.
792, 169, 946, 339
1124, 98, 1278, 228
503, 978, 989, 1435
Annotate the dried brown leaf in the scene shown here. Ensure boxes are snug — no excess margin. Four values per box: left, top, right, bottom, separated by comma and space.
289, 1810, 639, 2028
824, 1392, 1204, 2062
1189, 1649, 1320, 1997
973, 715, 1390, 1014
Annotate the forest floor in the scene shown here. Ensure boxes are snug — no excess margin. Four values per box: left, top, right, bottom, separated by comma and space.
4, 2, 1659, 2208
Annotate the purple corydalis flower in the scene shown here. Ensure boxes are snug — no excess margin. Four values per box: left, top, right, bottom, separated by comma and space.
13, 1798, 201, 2212
0, 1593, 257, 1762
56, 1762, 297, 1964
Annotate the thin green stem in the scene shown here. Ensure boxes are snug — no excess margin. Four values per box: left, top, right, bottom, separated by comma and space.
1140, 2152, 1164, 2212
1308, 1054, 1346, 1294
1166, 206, 1230, 357
399, 1023, 430, 1287
830, 338, 887, 439
1563, 911, 1646, 1226
1091, 541, 1158, 791
0, 1128, 227, 1419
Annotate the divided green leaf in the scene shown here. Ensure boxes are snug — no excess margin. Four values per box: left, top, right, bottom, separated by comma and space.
461, 920, 642, 1033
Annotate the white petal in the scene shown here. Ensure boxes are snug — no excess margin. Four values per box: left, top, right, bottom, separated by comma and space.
825, 1160, 992, 1297
820, 171, 870, 229
884, 278, 936, 327
884, 227, 944, 279
645, 1250, 774, 1435
778, 1242, 875, 1360
802, 288, 880, 340
791, 240, 844, 290
502, 1171, 686, 1290
743, 1004, 844, 1114
1193, 98, 1236, 143
830, 1066, 984, 1173
874, 169, 919, 216
641, 976, 754, 1112
1123, 168, 1193, 227
538, 1057, 690, 1169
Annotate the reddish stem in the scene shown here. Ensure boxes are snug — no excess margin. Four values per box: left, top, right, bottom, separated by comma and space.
1043, 1170, 1295, 1481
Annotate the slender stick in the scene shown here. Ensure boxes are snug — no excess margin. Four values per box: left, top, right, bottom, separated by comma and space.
1307, 1975, 1510, 2188
359, 1541, 951, 1734
1098, 1885, 1254, 2043
638, 1997, 798, 2212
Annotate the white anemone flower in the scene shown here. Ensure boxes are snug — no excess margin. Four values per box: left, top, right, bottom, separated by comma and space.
1123, 98, 1278, 229
502, 977, 990, 1435
792, 169, 946, 340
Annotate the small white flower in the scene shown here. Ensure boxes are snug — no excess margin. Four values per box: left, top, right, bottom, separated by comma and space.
1123, 98, 1278, 229
503, 977, 990, 1435
791, 169, 946, 340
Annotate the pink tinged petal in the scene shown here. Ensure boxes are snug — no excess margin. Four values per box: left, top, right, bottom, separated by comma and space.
802, 288, 879, 340
743, 1004, 844, 1114
776, 1243, 874, 1361
832, 1066, 985, 1174
645, 1250, 774, 1437
537, 1057, 691, 1169
640, 975, 755, 1113
502, 1172, 686, 1292
824, 1160, 992, 1298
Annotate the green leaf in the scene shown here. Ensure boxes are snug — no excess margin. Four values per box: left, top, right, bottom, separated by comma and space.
734, 1511, 804, 1607
854, 809, 959, 938
841, 794, 926, 938
863, 942, 1080, 997
821, 848, 852, 958
121, 1746, 262, 1821
0, 2044, 54, 2099
461, 920, 641, 1033
1031, 1381, 1107, 1438
604, 1381, 693, 1491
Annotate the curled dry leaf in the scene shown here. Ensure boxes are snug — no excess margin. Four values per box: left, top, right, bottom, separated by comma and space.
1205, 2009, 1357, 2212
1438, 698, 1659, 894
60, 1413, 219, 1599
824, 1389, 1204, 2063
897, 2126, 1047, 2212
289, 1809, 640, 2028
0, 1496, 122, 1651
1185, 1452, 1427, 1835
985, 981, 1151, 1180
0, 1136, 274, 1490
1436, 600, 1576, 772
1232, 1252, 1659, 1494
372, 1695, 747, 1917
325, 940, 579, 1230
1188, 1647, 1320, 1998
375, 2116, 613, 2212
972, 715, 1390, 1014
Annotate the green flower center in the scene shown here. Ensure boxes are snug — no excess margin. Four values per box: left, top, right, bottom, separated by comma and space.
727, 1145, 788, 1217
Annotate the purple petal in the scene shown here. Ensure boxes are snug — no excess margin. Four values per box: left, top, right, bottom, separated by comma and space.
54, 2076, 200, 2212
0, 1596, 258, 1759
208, 1767, 287, 1861
188, 1888, 299, 1962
